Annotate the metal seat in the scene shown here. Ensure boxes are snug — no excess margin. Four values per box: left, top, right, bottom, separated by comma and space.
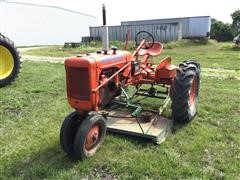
138, 43, 163, 57
155, 57, 177, 80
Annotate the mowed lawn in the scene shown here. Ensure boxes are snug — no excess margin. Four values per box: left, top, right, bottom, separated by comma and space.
1, 42, 240, 179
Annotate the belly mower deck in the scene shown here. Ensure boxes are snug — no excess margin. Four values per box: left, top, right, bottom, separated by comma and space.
106, 110, 172, 144
100, 94, 173, 144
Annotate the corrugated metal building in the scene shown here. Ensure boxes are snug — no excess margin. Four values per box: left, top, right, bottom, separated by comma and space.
90, 22, 182, 43
90, 16, 211, 43
0, 0, 98, 46
121, 16, 211, 38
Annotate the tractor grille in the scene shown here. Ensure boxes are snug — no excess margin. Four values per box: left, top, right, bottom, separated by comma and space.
66, 67, 90, 100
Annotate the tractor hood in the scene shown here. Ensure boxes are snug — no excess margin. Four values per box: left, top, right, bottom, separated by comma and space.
65, 50, 132, 70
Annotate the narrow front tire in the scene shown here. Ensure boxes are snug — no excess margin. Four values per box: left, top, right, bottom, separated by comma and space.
73, 112, 106, 161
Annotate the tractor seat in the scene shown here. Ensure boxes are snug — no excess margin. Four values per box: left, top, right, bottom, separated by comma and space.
155, 57, 177, 79
138, 42, 163, 57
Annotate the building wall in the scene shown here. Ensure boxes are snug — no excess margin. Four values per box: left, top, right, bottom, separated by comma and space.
188, 17, 211, 37
90, 23, 182, 43
0, 1, 98, 46
121, 16, 211, 38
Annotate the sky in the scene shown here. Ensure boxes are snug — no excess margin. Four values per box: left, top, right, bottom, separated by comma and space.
4, 0, 239, 25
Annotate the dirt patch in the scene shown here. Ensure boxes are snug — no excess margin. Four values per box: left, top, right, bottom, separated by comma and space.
21, 55, 64, 63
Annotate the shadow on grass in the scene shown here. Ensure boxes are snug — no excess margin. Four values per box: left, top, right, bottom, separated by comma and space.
172, 121, 190, 134
5, 141, 78, 179
106, 117, 190, 147
107, 131, 154, 147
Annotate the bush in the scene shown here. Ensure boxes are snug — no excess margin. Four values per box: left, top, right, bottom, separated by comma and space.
210, 19, 234, 42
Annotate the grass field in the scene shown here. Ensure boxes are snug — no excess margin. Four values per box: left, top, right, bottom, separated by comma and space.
1, 41, 240, 179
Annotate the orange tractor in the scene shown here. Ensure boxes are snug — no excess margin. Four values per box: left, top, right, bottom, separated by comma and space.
60, 30, 201, 160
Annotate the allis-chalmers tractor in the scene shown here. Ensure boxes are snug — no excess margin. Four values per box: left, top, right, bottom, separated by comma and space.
0, 34, 20, 87
60, 31, 201, 161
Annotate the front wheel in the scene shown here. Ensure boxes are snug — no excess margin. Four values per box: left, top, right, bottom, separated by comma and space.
60, 111, 85, 157
73, 112, 106, 161
171, 60, 201, 123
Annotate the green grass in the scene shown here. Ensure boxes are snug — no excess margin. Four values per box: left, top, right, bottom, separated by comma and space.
22, 41, 136, 57
157, 41, 240, 71
22, 40, 240, 70
22, 45, 99, 57
1, 42, 240, 179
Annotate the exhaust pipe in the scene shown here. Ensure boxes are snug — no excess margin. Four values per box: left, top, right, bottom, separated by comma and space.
102, 4, 109, 54
102, 4, 106, 26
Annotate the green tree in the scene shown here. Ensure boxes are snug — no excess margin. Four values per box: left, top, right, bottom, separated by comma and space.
210, 18, 233, 42
231, 10, 240, 36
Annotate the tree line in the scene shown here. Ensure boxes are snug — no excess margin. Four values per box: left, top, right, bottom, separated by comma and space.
211, 10, 240, 42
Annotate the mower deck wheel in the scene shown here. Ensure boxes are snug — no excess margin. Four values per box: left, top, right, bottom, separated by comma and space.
60, 111, 85, 157
171, 60, 201, 123
73, 112, 106, 161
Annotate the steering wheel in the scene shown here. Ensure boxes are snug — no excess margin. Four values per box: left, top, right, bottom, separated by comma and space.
135, 31, 154, 49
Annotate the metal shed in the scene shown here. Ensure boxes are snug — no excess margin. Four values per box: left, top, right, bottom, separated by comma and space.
90, 22, 182, 43
121, 16, 211, 39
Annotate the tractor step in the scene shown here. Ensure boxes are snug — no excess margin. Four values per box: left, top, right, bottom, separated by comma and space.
102, 108, 173, 144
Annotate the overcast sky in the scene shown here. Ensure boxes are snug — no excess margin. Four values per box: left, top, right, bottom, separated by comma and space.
6, 0, 239, 25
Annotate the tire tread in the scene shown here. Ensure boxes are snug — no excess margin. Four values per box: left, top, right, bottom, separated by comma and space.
0, 34, 21, 87
171, 60, 200, 123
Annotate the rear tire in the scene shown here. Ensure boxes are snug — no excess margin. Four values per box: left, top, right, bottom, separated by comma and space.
0, 34, 20, 87
171, 60, 200, 123
73, 112, 106, 161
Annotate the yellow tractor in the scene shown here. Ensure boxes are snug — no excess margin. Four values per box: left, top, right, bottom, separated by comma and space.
0, 34, 20, 87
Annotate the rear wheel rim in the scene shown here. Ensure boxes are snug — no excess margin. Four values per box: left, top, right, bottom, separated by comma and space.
85, 124, 100, 151
189, 77, 197, 106
0, 46, 14, 79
